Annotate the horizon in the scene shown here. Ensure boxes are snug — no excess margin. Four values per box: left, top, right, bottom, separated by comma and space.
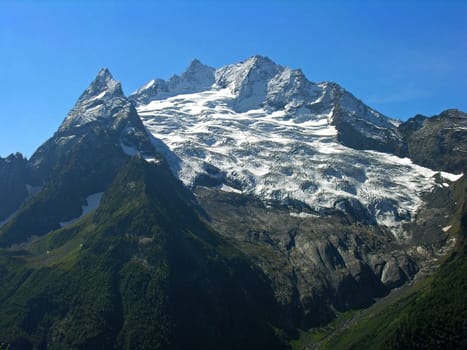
1, 0, 466, 158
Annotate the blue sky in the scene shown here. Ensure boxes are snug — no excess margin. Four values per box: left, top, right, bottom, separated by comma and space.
1, 0, 466, 157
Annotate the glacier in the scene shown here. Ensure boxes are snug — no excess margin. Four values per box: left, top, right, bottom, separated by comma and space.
129, 56, 460, 236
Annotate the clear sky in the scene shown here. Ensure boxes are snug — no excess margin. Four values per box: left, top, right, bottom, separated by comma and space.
1, 0, 466, 158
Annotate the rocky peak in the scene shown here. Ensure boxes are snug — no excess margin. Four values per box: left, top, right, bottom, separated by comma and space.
168, 58, 215, 93
181, 59, 215, 80
128, 79, 163, 105
247, 55, 281, 70
59, 68, 128, 132
214, 55, 284, 111
439, 108, 466, 118
31, 65, 158, 177
398, 114, 427, 135
215, 55, 283, 91
0, 152, 29, 222
1, 152, 26, 164
130, 59, 215, 105
265, 67, 322, 112
78, 67, 124, 102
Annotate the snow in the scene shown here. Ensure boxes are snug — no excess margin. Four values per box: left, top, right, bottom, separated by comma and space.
137, 81, 459, 234
219, 184, 242, 194
140, 79, 156, 92
26, 184, 42, 197
0, 211, 17, 229
442, 225, 452, 233
55, 135, 76, 145
143, 156, 160, 164
121, 142, 139, 156
289, 212, 318, 219
60, 192, 104, 227
132, 56, 463, 238
440, 172, 463, 182
58, 71, 127, 132
87, 90, 106, 102
381, 262, 390, 283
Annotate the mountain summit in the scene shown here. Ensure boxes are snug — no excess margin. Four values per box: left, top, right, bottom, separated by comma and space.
80, 67, 124, 100
130, 59, 215, 104
59, 67, 126, 131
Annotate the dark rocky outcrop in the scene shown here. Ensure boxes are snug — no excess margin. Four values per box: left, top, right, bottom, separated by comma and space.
398, 109, 467, 173
0, 153, 30, 222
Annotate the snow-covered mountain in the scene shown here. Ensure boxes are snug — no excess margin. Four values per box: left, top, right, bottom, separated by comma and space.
0, 69, 164, 243
130, 55, 461, 236
32, 68, 157, 171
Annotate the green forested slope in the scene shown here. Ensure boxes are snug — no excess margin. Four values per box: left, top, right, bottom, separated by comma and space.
0, 158, 289, 350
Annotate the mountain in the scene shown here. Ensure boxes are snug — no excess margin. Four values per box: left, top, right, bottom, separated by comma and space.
131, 55, 462, 233
0, 56, 465, 349
0, 68, 158, 247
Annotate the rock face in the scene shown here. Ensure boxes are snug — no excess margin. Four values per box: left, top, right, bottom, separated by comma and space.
331, 89, 403, 154
399, 109, 467, 173
196, 188, 423, 327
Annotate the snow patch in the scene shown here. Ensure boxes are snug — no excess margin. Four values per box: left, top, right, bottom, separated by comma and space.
143, 156, 160, 164
219, 184, 242, 194
442, 225, 452, 233
121, 142, 139, 156
88, 90, 106, 102
26, 184, 42, 197
0, 211, 17, 229
60, 192, 104, 227
289, 212, 318, 219
440, 172, 463, 182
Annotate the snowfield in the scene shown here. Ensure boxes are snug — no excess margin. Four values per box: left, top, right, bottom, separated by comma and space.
131, 57, 461, 235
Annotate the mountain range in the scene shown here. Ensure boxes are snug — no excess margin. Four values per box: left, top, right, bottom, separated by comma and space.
0, 56, 465, 349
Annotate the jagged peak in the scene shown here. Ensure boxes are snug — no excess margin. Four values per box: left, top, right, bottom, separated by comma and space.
246, 54, 277, 66
184, 58, 213, 72
236, 55, 283, 75
439, 108, 466, 118
214, 55, 283, 92
0, 152, 26, 163
176, 58, 215, 84
96, 67, 112, 79
58, 68, 130, 131
130, 59, 216, 104
78, 67, 124, 102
